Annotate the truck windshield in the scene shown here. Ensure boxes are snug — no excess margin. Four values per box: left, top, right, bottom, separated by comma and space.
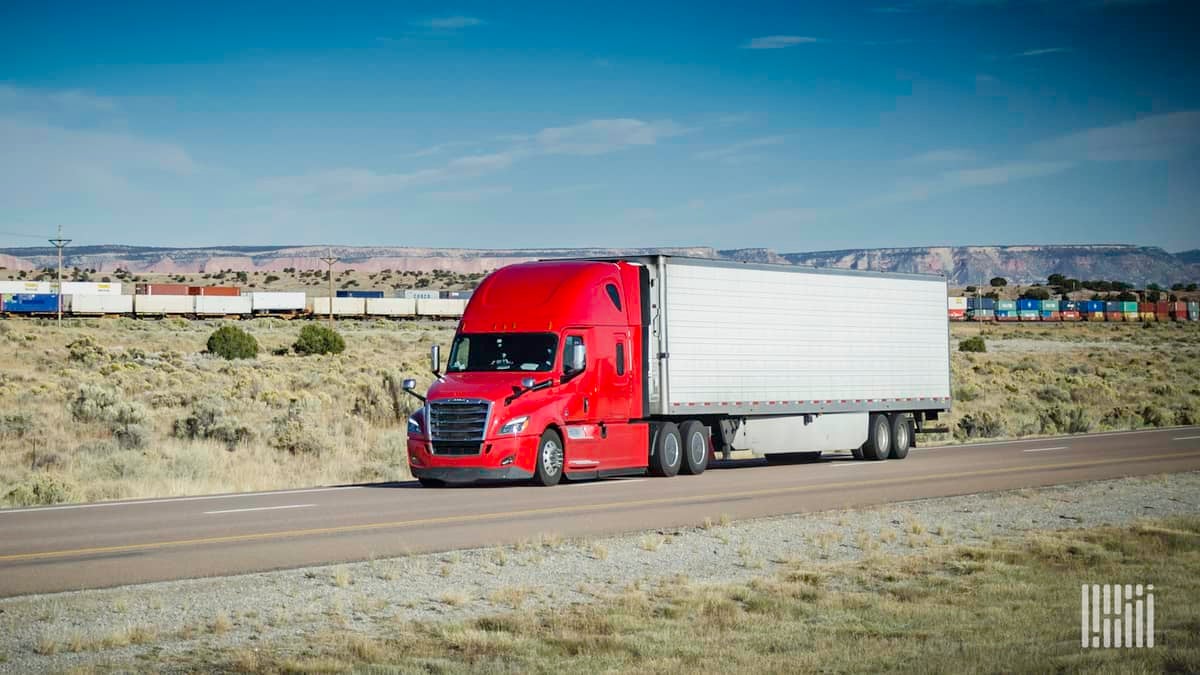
447, 333, 558, 372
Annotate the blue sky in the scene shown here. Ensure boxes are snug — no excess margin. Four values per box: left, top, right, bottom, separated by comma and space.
1, 0, 1198, 252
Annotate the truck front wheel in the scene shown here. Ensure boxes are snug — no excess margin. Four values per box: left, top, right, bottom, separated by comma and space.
649, 422, 682, 477
533, 429, 564, 486
860, 413, 891, 461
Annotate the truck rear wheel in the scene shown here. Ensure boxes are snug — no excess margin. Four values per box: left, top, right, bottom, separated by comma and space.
649, 422, 682, 477
889, 414, 911, 460
860, 413, 891, 461
678, 420, 709, 475
533, 429, 564, 486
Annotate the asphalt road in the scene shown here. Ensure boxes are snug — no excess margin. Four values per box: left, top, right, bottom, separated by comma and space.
2, 426, 1199, 598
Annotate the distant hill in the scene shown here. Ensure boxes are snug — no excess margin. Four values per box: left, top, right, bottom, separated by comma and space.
1, 243, 1196, 286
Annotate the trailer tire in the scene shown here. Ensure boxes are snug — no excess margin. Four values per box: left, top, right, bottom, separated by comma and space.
861, 413, 891, 461
649, 422, 682, 477
679, 420, 709, 475
889, 414, 912, 460
532, 429, 564, 486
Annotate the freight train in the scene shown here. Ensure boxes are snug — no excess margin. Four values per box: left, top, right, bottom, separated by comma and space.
0, 282, 470, 319
949, 297, 1198, 322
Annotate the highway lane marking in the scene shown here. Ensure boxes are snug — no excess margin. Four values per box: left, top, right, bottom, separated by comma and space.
204, 504, 315, 515
923, 426, 1200, 450
1023, 446, 1069, 453
3, 449, 1198, 565
0, 486, 363, 516
1174, 436, 1200, 441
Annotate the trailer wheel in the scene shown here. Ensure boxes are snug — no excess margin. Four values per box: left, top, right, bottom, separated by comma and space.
679, 420, 709, 475
889, 414, 912, 460
649, 422, 682, 477
532, 429, 564, 486
860, 413, 891, 461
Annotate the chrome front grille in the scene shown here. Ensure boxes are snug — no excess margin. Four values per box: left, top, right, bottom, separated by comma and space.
428, 399, 490, 455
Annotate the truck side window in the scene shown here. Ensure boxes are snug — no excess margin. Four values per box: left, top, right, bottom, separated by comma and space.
563, 335, 585, 379
605, 283, 622, 311
616, 342, 625, 376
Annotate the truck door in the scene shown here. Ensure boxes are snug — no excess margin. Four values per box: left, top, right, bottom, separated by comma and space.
560, 330, 601, 471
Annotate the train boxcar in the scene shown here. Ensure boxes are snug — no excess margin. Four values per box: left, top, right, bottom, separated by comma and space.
947, 296, 967, 320
1039, 299, 1060, 321
135, 294, 193, 316
1059, 300, 1081, 321
996, 300, 1017, 321
0, 281, 51, 294
1083, 300, 1106, 321
336, 290, 384, 298
194, 295, 251, 316
60, 282, 122, 296
311, 297, 366, 316
365, 298, 416, 317
136, 283, 190, 295
1, 293, 59, 314
402, 289, 440, 300
1105, 301, 1124, 322
189, 286, 241, 296
250, 292, 306, 314
415, 298, 468, 317
69, 294, 134, 315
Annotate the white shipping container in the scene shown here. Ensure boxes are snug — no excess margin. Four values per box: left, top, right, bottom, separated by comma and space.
194, 295, 252, 315
60, 281, 123, 296
134, 295, 194, 314
365, 297, 417, 316
649, 258, 951, 416
0, 281, 51, 294
947, 296, 968, 310
416, 298, 468, 316
402, 289, 440, 300
68, 294, 134, 314
250, 292, 306, 312
310, 297, 366, 316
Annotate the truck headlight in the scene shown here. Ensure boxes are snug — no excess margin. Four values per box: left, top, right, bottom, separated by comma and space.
407, 415, 422, 435
498, 416, 529, 435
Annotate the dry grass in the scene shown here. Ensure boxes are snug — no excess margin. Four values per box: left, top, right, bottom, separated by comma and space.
182, 516, 1200, 674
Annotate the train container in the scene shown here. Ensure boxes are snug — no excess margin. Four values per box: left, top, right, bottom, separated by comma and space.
1190, 301, 1199, 320
402, 256, 951, 486
310, 297, 366, 316
402, 289, 440, 300
0, 281, 51, 294
365, 298, 417, 316
1059, 301, 1080, 321
250, 292, 306, 313
967, 309, 994, 321
1169, 301, 1189, 321
415, 298, 468, 317
1122, 301, 1139, 321
60, 281, 123, 296
1083, 300, 1106, 314
1138, 302, 1157, 322
68, 294, 133, 315
336, 290, 385, 298
966, 297, 996, 310
188, 286, 241, 296
136, 283, 190, 295
1, 293, 59, 314
135, 295, 193, 315
996, 300, 1017, 312
995, 309, 1017, 321
194, 295, 251, 316
1155, 301, 1170, 321
1040, 311, 1061, 320
444, 290, 474, 300
947, 296, 967, 320
1018, 310, 1040, 321
1016, 298, 1041, 312
1087, 311, 1106, 321
1040, 300, 1059, 311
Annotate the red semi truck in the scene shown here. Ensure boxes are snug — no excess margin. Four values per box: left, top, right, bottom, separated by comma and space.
403, 256, 952, 486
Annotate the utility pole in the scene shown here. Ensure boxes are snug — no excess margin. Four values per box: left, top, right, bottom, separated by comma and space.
319, 249, 338, 327
48, 225, 71, 324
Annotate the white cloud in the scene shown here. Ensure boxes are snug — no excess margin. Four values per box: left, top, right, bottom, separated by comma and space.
1018, 47, 1072, 57
1033, 110, 1200, 161
427, 186, 512, 202
534, 118, 687, 156
905, 148, 975, 163
693, 135, 788, 161
0, 84, 118, 114
414, 16, 483, 29
881, 160, 1075, 203
741, 36, 820, 50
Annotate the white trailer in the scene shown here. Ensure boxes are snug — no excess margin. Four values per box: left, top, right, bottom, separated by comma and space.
365, 297, 416, 317
0, 281, 51, 294
250, 292, 306, 314
415, 298, 468, 317
67, 294, 134, 315
134, 295, 194, 316
636, 256, 951, 461
310, 297, 366, 316
60, 282, 123, 296
194, 295, 252, 316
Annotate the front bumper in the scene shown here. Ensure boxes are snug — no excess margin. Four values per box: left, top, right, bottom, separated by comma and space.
411, 466, 534, 482
407, 434, 538, 483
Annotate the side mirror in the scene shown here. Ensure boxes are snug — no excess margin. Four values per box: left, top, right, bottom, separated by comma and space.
569, 343, 586, 373
402, 378, 417, 391
430, 344, 441, 373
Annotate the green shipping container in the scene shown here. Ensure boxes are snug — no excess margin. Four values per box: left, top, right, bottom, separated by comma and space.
1121, 301, 1139, 313
997, 300, 1017, 310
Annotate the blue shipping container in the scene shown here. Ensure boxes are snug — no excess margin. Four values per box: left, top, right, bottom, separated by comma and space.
1016, 299, 1041, 311
336, 290, 385, 298
1060, 301, 1079, 312
1084, 300, 1106, 313
2, 293, 60, 313
967, 297, 997, 310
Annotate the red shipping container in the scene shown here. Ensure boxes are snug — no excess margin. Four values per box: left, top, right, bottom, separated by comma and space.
135, 283, 189, 295
1061, 311, 1081, 321
1170, 301, 1189, 320
1106, 312, 1125, 322
188, 286, 241, 296
1155, 301, 1170, 320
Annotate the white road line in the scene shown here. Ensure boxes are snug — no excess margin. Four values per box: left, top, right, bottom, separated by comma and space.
0, 486, 361, 515
578, 479, 647, 487
925, 426, 1200, 450
1023, 446, 1069, 453
831, 462, 877, 467
1173, 435, 1200, 441
204, 504, 315, 515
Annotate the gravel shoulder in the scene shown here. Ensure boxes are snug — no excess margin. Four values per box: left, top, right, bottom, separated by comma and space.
3, 471, 1198, 673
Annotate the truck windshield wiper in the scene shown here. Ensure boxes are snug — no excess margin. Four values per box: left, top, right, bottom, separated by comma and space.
505, 379, 552, 406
